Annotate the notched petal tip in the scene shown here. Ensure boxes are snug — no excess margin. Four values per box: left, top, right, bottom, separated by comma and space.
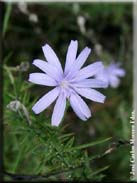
71, 40, 78, 43
42, 43, 48, 50
69, 40, 78, 48
32, 59, 43, 65
51, 121, 60, 127
28, 73, 36, 83
32, 107, 40, 114
32, 60, 36, 65
28, 74, 31, 82
86, 112, 92, 119
101, 96, 106, 103
85, 47, 91, 52
82, 117, 87, 121
28, 73, 34, 80
95, 94, 106, 103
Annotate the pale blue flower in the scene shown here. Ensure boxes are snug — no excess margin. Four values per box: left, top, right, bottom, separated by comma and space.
95, 62, 126, 88
29, 40, 107, 126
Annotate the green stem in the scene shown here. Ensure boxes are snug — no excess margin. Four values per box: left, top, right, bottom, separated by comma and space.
11, 136, 28, 173
4, 65, 18, 99
3, 3, 12, 37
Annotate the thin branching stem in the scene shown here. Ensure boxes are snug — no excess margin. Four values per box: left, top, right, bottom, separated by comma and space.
4, 139, 130, 181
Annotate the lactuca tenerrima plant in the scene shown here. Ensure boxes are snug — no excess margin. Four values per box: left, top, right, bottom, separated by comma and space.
28, 40, 108, 126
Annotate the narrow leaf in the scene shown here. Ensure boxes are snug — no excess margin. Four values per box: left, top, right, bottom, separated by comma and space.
70, 137, 112, 151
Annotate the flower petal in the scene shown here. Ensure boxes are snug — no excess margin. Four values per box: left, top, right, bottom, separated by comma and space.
69, 93, 91, 120
64, 40, 78, 75
28, 73, 57, 86
32, 87, 59, 114
42, 44, 63, 73
33, 59, 63, 81
71, 79, 108, 88
51, 93, 66, 126
113, 68, 126, 77
72, 61, 104, 81
109, 75, 120, 88
75, 47, 91, 70
95, 69, 108, 83
66, 47, 91, 79
75, 88, 106, 103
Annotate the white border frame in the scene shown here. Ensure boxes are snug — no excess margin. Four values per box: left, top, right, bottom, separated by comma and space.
2, 0, 136, 181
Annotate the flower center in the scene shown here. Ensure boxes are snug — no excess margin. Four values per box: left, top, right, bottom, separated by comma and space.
60, 80, 69, 89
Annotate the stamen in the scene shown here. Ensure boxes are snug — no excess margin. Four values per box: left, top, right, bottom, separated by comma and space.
60, 80, 69, 89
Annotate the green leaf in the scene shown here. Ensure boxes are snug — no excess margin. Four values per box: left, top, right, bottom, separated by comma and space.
70, 137, 112, 151
3, 52, 13, 64
90, 165, 110, 177
59, 133, 74, 143
3, 3, 12, 37
65, 136, 75, 148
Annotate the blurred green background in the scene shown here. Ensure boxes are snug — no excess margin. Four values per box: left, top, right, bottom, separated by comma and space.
3, 2, 132, 181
